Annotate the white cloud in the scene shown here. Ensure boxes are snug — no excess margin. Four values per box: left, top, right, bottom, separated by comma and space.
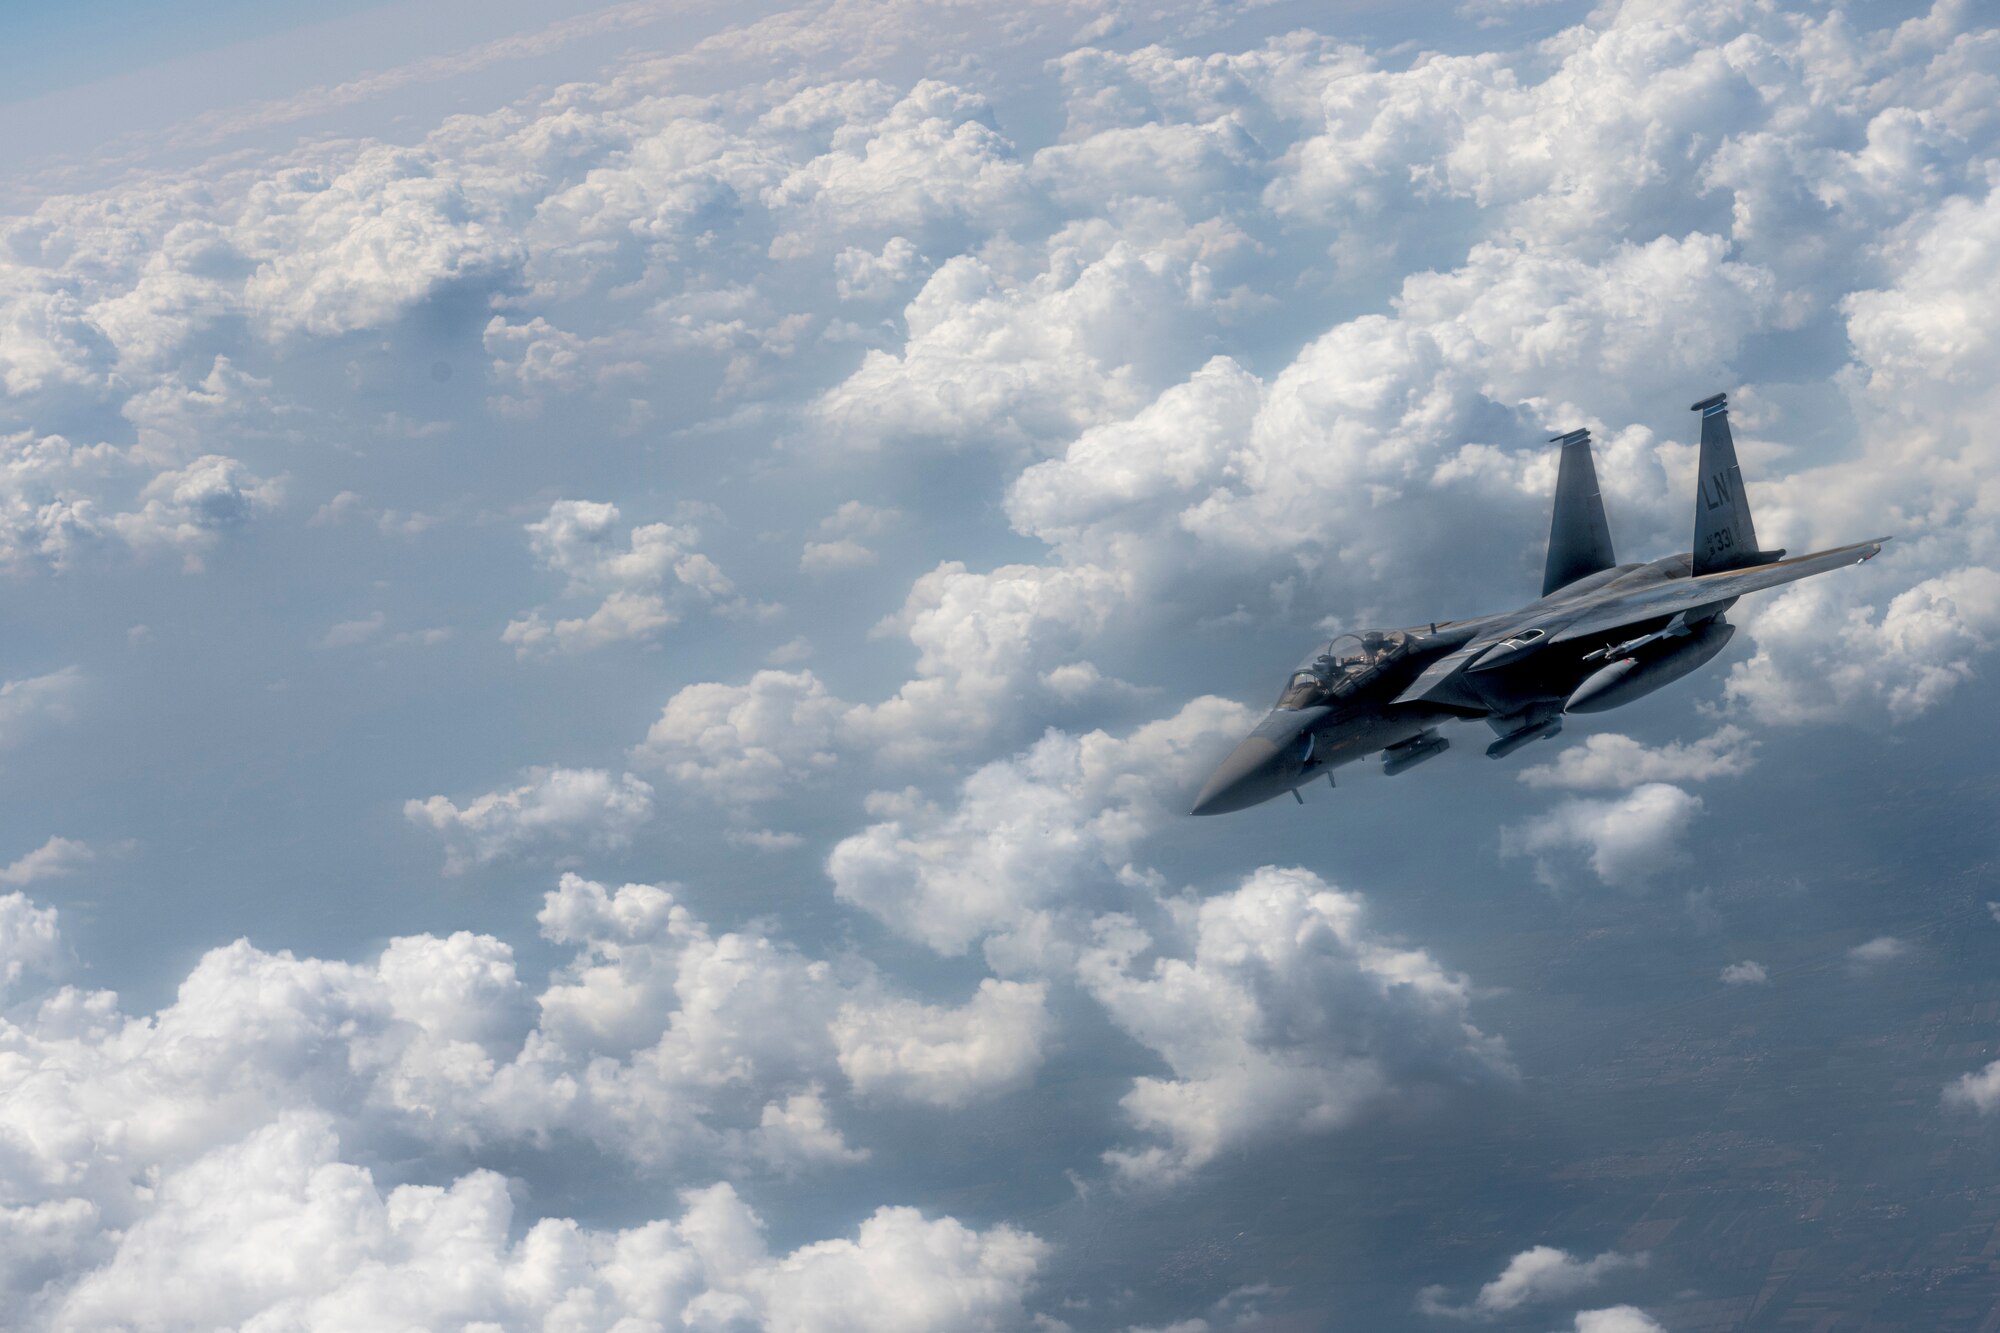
631, 669, 849, 803
828, 696, 1253, 955
800, 537, 877, 575
0, 668, 83, 746
1518, 727, 1757, 790
835, 237, 926, 302
239, 143, 525, 340
404, 767, 654, 873
45, 1112, 1042, 1333
0, 837, 93, 887
1725, 567, 2000, 725
1847, 935, 1910, 969
764, 80, 1033, 256
1419, 1245, 1644, 1318
1082, 866, 1509, 1186
318, 611, 386, 649
1719, 960, 1769, 987
0, 890, 61, 991
1947, 1060, 2000, 1115
502, 499, 748, 655
1502, 784, 1705, 888
1569, 1309, 1667, 1333
818, 500, 900, 538
844, 559, 1137, 763
0, 870, 1043, 1271
812, 240, 1212, 456
110, 454, 283, 570
834, 979, 1052, 1108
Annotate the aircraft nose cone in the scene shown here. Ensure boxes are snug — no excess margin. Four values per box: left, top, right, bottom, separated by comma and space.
1191, 736, 1282, 816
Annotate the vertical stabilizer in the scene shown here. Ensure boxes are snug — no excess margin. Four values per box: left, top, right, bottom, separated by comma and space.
1690, 393, 1784, 575
1542, 428, 1617, 596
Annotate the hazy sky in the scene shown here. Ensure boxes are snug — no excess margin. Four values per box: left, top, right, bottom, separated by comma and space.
0, 1, 1996, 1330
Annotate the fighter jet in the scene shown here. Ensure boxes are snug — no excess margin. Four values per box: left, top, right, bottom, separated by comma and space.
1191, 393, 1885, 815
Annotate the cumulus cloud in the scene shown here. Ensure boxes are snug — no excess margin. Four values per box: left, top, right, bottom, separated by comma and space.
1083, 867, 1507, 1186
1569, 1309, 1668, 1333
828, 696, 1253, 955
45, 1113, 1042, 1333
833, 979, 1052, 1108
813, 239, 1213, 456
1725, 568, 2000, 725
503, 500, 749, 655
1720, 960, 1769, 987
631, 669, 849, 803
0, 837, 93, 887
800, 537, 877, 575
1518, 727, 1757, 790
845, 559, 1138, 762
109, 454, 282, 570
0, 667, 84, 746
1847, 935, 1910, 970
404, 766, 654, 873
1502, 784, 1705, 887
1418, 1245, 1644, 1318
1946, 1060, 2000, 1115
0, 871, 1053, 1295
0, 890, 61, 991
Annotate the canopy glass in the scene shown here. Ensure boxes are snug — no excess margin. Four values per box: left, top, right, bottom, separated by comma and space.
1277, 630, 1410, 709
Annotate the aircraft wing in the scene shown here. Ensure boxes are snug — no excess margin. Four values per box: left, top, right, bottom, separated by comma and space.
1545, 538, 1887, 645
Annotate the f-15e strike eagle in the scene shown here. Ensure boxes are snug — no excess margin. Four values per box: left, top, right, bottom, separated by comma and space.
1191, 393, 1885, 816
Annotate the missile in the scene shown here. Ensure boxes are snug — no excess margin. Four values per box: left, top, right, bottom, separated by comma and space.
1567, 618, 1736, 714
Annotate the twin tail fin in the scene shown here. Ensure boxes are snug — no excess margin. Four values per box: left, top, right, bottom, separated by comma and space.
1689, 393, 1784, 575
1542, 428, 1617, 596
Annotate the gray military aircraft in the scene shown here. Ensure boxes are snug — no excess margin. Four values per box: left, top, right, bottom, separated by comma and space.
1191, 393, 1885, 815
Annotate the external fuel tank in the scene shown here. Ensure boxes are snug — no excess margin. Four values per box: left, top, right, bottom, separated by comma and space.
1565, 619, 1736, 714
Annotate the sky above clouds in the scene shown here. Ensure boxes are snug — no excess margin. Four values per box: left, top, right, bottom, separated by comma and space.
1, 0, 1998, 1328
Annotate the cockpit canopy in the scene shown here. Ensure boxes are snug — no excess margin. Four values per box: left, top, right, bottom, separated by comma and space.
1277, 629, 1411, 710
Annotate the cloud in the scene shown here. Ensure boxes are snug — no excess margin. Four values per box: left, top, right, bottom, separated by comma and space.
45, 1112, 1043, 1333
0, 870, 1045, 1261
1724, 568, 2000, 725
833, 979, 1052, 1108
1082, 866, 1509, 1186
1418, 1245, 1644, 1318
1517, 727, 1757, 790
764, 80, 1034, 256
404, 767, 655, 873
631, 669, 849, 803
828, 696, 1253, 955
503, 500, 749, 655
109, 454, 283, 570
0, 890, 61, 991
1569, 1309, 1667, 1333
317, 611, 386, 649
812, 240, 1212, 456
1947, 1060, 2000, 1115
0, 667, 84, 746
800, 537, 877, 575
1719, 960, 1769, 987
1502, 784, 1705, 887
835, 237, 926, 302
0, 837, 93, 887
1847, 935, 1910, 970
844, 559, 1138, 763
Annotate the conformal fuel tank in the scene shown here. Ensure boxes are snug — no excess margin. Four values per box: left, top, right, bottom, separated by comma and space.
1566, 619, 1736, 714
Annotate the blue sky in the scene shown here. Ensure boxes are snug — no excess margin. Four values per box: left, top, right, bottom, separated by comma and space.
0, 1, 1995, 1329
